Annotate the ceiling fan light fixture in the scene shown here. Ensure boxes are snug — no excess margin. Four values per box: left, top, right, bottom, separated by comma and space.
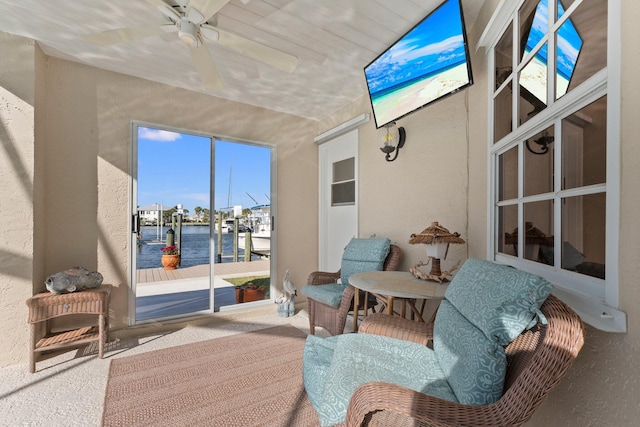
178, 20, 199, 45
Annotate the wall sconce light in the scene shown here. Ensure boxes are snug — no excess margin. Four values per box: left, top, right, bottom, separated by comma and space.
409, 222, 465, 282
525, 131, 554, 155
380, 122, 406, 162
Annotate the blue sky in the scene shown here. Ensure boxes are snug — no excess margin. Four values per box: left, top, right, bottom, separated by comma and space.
137, 127, 271, 214
364, 0, 467, 94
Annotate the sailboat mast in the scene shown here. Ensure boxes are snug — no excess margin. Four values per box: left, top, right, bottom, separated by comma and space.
227, 165, 232, 209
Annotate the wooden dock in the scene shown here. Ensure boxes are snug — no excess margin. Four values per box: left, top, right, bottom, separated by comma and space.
137, 259, 270, 284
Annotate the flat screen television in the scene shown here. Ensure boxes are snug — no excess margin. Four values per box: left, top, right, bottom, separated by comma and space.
364, 0, 473, 129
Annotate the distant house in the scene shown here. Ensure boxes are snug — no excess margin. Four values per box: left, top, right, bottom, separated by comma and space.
137, 204, 172, 225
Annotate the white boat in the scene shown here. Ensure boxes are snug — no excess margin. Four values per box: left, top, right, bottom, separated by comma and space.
238, 205, 271, 257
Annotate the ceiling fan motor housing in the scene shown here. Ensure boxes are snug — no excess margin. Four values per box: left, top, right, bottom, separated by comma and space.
178, 19, 199, 46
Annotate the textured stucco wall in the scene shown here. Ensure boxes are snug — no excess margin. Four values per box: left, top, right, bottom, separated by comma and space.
0, 33, 36, 367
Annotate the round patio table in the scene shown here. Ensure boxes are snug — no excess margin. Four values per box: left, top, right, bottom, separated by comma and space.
349, 271, 448, 331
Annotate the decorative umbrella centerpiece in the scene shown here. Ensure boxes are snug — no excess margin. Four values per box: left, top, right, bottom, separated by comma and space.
409, 221, 465, 282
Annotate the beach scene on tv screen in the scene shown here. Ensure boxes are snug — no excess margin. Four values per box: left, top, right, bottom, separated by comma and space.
365, 0, 471, 127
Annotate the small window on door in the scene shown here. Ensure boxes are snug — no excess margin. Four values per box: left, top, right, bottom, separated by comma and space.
332, 157, 355, 206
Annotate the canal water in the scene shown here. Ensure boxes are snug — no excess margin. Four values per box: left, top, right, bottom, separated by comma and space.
136, 225, 252, 269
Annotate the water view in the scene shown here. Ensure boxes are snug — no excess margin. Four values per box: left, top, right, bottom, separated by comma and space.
136, 225, 253, 269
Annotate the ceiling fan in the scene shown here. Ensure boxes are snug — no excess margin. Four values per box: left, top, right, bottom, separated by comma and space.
83, 0, 298, 90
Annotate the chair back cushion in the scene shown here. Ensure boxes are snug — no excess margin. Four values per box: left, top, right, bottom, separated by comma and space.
433, 300, 506, 405
340, 237, 391, 286
445, 258, 553, 345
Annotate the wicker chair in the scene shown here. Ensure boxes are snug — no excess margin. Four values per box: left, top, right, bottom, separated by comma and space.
305, 244, 402, 336
344, 294, 585, 427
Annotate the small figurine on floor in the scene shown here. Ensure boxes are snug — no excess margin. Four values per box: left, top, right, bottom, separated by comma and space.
45, 266, 103, 294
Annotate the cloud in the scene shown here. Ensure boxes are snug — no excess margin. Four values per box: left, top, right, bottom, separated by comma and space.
138, 127, 182, 142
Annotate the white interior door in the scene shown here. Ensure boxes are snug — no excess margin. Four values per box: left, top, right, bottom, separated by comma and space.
318, 130, 358, 272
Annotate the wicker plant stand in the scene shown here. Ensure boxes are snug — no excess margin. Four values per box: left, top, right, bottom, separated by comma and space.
25, 285, 111, 373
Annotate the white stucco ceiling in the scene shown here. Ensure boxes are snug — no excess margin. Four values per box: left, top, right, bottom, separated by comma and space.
0, 0, 482, 121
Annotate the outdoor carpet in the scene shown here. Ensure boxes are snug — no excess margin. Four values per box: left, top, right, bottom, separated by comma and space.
101, 324, 321, 427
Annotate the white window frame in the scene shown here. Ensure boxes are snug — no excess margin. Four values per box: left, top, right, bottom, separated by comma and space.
479, 0, 626, 332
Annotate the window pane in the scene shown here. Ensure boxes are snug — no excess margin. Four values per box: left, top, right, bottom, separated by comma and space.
498, 146, 518, 201
562, 96, 606, 189
333, 157, 354, 182
523, 200, 554, 263
520, 0, 547, 61
495, 23, 513, 90
519, 42, 548, 125
558, 0, 607, 97
562, 193, 606, 279
494, 84, 513, 143
524, 125, 554, 196
331, 182, 355, 206
498, 204, 518, 256
555, 8, 582, 100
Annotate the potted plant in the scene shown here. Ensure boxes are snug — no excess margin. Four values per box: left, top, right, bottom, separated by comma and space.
160, 245, 180, 270
235, 282, 266, 303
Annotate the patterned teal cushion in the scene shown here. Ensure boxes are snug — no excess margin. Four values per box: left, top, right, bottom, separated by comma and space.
303, 335, 340, 412
433, 300, 506, 405
445, 258, 553, 345
340, 237, 391, 286
316, 333, 457, 427
300, 283, 347, 307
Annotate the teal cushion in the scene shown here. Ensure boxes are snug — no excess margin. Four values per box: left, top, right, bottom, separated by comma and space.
316, 333, 457, 427
340, 237, 391, 286
433, 300, 506, 405
445, 258, 553, 345
303, 335, 340, 412
300, 283, 347, 307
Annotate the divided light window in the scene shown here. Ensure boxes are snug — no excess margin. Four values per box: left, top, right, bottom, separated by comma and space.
490, 0, 614, 304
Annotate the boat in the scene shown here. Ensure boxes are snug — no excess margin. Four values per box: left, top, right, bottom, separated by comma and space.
238, 205, 271, 257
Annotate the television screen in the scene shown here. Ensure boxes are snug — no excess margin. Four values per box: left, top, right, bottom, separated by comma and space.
364, 0, 473, 129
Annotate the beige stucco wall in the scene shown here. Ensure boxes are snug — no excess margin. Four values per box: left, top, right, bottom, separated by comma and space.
0, 33, 37, 367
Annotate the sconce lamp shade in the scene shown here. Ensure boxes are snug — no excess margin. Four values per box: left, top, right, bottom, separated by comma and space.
379, 122, 406, 162
409, 222, 465, 279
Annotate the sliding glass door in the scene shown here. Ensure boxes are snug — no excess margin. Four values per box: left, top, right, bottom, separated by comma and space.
131, 124, 213, 322
130, 123, 274, 324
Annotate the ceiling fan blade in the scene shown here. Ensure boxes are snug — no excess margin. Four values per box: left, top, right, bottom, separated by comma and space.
188, 0, 231, 24
213, 27, 298, 73
83, 24, 175, 46
188, 43, 223, 90
144, 0, 180, 20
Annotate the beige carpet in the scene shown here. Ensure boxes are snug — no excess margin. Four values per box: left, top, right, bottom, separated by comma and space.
102, 324, 321, 427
